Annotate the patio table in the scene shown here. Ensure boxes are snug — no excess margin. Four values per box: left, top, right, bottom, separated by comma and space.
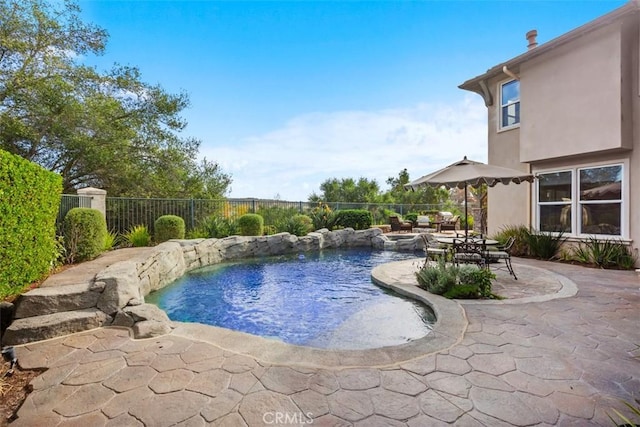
436, 237, 498, 246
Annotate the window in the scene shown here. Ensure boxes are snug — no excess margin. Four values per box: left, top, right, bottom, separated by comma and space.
579, 165, 622, 236
538, 171, 572, 233
536, 164, 623, 236
500, 80, 520, 129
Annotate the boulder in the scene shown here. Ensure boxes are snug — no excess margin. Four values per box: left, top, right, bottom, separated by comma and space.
266, 233, 297, 255
217, 236, 253, 260
150, 242, 188, 289
193, 238, 222, 267
372, 235, 389, 249
296, 233, 322, 252
133, 320, 172, 339
123, 303, 172, 323
13, 283, 102, 319
112, 310, 135, 328
395, 236, 422, 252
96, 261, 142, 315
2, 309, 109, 345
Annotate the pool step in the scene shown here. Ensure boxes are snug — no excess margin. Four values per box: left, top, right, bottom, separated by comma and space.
2, 308, 110, 345
13, 282, 106, 319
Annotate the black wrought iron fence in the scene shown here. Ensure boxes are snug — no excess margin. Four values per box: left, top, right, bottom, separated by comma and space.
56, 194, 92, 232
109, 198, 448, 233
57, 194, 449, 235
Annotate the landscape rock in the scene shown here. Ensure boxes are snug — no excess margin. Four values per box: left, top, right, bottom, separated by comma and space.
2, 309, 109, 345
13, 283, 102, 319
266, 233, 298, 255
112, 310, 135, 328
395, 236, 422, 252
123, 304, 172, 324
96, 261, 142, 315
132, 320, 173, 339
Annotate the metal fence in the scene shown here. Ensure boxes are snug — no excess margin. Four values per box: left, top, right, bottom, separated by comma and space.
102, 197, 446, 234
56, 194, 92, 231
55, 194, 454, 234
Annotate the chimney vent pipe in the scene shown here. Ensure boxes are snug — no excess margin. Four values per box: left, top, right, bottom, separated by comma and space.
526, 29, 538, 50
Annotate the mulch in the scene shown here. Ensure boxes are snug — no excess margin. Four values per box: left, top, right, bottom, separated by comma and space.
0, 365, 43, 426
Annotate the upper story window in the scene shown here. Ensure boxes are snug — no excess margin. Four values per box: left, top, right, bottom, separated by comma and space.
500, 80, 520, 129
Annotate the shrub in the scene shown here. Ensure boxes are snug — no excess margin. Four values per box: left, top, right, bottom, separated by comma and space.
492, 225, 530, 257
404, 212, 419, 224
0, 149, 62, 297
416, 259, 459, 295
416, 259, 497, 299
63, 208, 108, 263
192, 215, 238, 238
526, 229, 566, 260
154, 215, 186, 243
256, 206, 299, 229
122, 225, 151, 247
460, 215, 474, 230
608, 398, 640, 426
263, 225, 277, 235
279, 214, 314, 236
238, 213, 264, 236
309, 203, 336, 230
376, 208, 398, 226
572, 237, 638, 269
104, 230, 119, 251
334, 209, 373, 230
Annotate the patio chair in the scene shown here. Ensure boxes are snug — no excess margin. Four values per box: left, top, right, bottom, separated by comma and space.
483, 236, 517, 279
452, 238, 485, 267
421, 233, 447, 261
440, 215, 460, 232
389, 215, 413, 232
415, 215, 432, 229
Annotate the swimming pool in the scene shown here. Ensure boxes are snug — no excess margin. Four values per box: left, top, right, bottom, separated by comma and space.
147, 248, 435, 350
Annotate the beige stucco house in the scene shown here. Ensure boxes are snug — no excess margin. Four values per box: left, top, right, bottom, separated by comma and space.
459, 0, 639, 265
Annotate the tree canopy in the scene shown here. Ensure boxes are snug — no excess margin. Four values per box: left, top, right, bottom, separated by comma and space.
308, 169, 449, 206
308, 177, 383, 203
385, 168, 448, 206
0, 0, 231, 198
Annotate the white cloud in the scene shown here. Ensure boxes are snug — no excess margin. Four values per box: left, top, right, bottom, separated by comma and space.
201, 95, 487, 201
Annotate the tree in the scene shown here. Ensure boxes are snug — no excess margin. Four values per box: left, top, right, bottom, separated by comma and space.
384, 168, 448, 206
308, 177, 382, 203
0, 0, 231, 198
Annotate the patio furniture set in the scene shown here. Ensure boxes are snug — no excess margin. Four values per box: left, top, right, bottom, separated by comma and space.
389, 212, 460, 233
421, 233, 518, 279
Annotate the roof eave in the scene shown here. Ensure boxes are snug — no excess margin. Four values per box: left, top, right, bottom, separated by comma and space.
458, 1, 639, 102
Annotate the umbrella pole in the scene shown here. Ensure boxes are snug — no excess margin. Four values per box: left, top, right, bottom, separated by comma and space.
464, 184, 468, 236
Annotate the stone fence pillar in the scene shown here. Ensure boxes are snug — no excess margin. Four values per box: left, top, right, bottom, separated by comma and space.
77, 187, 107, 219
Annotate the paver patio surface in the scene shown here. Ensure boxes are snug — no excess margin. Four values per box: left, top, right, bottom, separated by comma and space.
8, 257, 640, 426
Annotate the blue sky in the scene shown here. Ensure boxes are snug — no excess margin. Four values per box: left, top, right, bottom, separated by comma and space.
78, 0, 626, 201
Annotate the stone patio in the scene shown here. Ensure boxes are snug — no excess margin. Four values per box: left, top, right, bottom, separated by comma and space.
5, 256, 640, 426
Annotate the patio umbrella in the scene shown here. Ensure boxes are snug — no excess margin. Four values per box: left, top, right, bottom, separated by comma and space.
404, 156, 535, 235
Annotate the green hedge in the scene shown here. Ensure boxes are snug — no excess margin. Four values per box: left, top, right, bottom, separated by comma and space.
238, 213, 264, 236
155, 215, 186, 243
63, 208, 107, 262
334, 209, 373, 230
0, 150, 62, 295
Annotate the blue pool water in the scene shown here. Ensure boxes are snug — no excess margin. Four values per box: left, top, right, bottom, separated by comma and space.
147, 248, 435, 349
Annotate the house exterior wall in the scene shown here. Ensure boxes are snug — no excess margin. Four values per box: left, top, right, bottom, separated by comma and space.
520, 24, 628, 162
485, 85, 530, 237
461, 2, 639, 265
